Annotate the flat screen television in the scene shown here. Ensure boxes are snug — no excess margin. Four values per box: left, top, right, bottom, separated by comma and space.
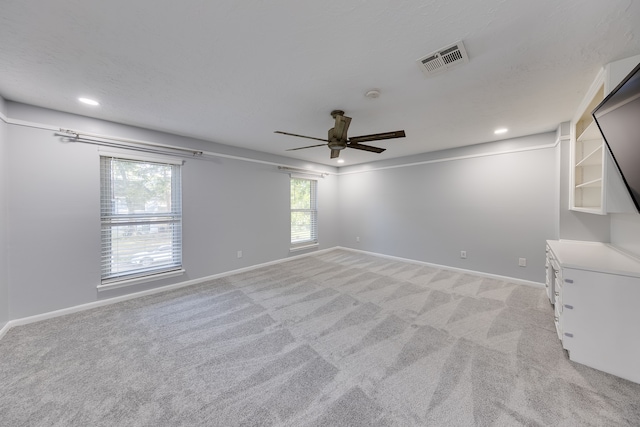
593, 61, 640, 213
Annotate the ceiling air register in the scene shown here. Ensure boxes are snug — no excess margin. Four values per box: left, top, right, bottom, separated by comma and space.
417, 40, 469, 77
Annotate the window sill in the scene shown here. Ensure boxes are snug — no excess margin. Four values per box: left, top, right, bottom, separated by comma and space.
289, 243, 319, 253
97, 268, 186, 292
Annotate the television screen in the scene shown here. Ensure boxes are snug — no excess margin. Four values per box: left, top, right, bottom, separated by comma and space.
593, 62, 640, 212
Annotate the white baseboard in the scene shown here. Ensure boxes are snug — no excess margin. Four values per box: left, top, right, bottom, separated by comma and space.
0, 247, 335, 339
0, 321, 11, 341
336, 246, 545, 289
0, 246, 542, 341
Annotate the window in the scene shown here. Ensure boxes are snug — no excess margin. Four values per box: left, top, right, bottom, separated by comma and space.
100, 154, 182, 285
290, 177, 317, 249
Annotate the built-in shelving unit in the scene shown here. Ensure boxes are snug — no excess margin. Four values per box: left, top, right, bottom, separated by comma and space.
569, 56, 640, 214
571, 80, 605, 213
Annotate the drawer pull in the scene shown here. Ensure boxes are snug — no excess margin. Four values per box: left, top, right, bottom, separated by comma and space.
554, 292, 559, 297
564, 304, 573, 310
554, 316, 559, 322
564, 332, 574, 338
565, 279, 573, 284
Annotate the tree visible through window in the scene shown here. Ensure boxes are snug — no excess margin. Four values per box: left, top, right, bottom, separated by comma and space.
290, 177, 317, 247
100, 155, 182, 283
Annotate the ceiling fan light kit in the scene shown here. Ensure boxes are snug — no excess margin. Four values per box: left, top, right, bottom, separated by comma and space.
275, 110, 405, 159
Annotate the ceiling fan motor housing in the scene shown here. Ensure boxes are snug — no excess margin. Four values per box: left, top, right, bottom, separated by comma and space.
328, 128, 346, 150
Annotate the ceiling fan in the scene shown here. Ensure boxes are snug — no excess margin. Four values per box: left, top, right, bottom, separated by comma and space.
275, 110, 406, 159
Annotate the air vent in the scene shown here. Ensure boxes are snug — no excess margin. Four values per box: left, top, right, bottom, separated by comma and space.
416, 40, 469, 77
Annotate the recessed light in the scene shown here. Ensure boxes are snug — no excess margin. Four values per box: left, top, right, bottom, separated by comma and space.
78, 97, 100, 106
337, 159, 345, 164
494, 128, 508, 135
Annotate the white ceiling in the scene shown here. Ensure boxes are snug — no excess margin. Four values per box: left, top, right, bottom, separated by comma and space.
1, 1, 639, 166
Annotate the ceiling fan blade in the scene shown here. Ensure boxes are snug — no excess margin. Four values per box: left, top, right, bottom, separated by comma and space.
286, 143, 328, 151
348, 130, 406, 144
334, 115, 352, 141
347, 143, 386, 153
274, 131, 328, 143
330, 149, 341, 159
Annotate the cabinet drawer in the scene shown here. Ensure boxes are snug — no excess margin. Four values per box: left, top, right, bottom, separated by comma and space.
554, 296, 563, 340
554, 313, 562, 340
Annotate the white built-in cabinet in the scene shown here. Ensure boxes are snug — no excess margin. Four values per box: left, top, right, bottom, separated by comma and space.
570, 56, 640, 214
546, 240, 640, 384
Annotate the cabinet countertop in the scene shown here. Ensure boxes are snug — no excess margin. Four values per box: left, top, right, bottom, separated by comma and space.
547, 239, 640, 278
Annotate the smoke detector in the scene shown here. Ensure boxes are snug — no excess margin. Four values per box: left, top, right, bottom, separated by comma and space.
416, 40, 469, 77
365, 89, 380, 99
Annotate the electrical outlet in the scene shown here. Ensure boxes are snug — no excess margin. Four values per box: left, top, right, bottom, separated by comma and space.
237, 250, 243, 259
460, 251, 467, 259
519, 257, 526, 267
356, 236, 360, 243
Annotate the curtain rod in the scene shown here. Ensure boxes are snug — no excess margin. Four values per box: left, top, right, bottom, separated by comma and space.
57, 128, 204, 157
54, 128, 336, 172
277, 166, 328, 178
57, 128, 335, 174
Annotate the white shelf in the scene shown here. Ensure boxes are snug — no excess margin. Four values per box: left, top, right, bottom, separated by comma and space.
576, 178, 602, 188
571, 206, 604, 215
575, 146, 602, 167
576, 120, 602, 142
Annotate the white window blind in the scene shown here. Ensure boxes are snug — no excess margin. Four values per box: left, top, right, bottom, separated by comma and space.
100, 155, 182, 284
290, 177, 318, 247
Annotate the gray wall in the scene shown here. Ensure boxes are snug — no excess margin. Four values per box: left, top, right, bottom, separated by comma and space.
1, 100, 570, 320
611, 214, 640, 257
0, 97, 8, 327
337, 133, 559, 283
5, 102, 339, 319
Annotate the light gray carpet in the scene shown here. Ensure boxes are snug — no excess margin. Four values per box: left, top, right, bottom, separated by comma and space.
2, 249, 640, 426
